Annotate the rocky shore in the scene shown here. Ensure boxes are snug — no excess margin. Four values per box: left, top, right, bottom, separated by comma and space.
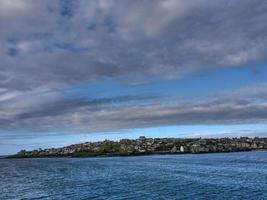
9, 136, 267, 158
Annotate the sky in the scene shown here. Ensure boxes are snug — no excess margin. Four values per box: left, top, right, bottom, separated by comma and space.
0, 0, 267, 155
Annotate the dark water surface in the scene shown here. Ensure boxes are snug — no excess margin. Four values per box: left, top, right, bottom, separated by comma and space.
1, 151, 267, 200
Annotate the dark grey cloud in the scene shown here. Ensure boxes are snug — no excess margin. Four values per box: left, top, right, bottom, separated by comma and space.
1, 84, 267, 133
0, 0, 267, 134
0, 0, 267, 90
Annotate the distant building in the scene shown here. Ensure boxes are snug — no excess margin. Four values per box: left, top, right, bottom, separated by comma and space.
180, 146, 184, 152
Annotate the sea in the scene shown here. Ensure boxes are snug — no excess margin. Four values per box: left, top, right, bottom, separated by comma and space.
0, 151, 267, 200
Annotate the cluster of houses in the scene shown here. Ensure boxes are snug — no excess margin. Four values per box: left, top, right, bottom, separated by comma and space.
14, 136, 267, 158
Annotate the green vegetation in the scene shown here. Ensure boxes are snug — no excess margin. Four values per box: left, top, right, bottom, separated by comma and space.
8, 137, 267, 158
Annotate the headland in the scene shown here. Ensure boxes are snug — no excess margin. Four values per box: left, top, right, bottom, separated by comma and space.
7, 136, 267, 158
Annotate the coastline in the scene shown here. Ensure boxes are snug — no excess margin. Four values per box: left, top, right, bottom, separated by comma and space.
6, 136, 267, 159
4, 150, 267, 160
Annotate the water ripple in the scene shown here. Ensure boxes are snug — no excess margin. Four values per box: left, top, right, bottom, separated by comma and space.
0, 152, 267, 199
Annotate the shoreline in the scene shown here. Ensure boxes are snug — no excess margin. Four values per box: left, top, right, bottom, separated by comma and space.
6, 136, 267, 159
4, 149, 267, 159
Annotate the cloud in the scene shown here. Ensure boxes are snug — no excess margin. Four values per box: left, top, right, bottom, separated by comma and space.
1, 0, 267, 90
0, 0, 267, 135
1, 83, 267, 134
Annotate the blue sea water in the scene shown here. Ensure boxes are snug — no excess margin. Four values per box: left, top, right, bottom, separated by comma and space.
0, 151, 267, 200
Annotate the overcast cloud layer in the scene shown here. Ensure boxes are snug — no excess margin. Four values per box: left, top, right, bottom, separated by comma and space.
1, 0, 267, 135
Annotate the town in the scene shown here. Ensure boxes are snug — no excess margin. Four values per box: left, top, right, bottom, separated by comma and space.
11, 137, 267, 158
